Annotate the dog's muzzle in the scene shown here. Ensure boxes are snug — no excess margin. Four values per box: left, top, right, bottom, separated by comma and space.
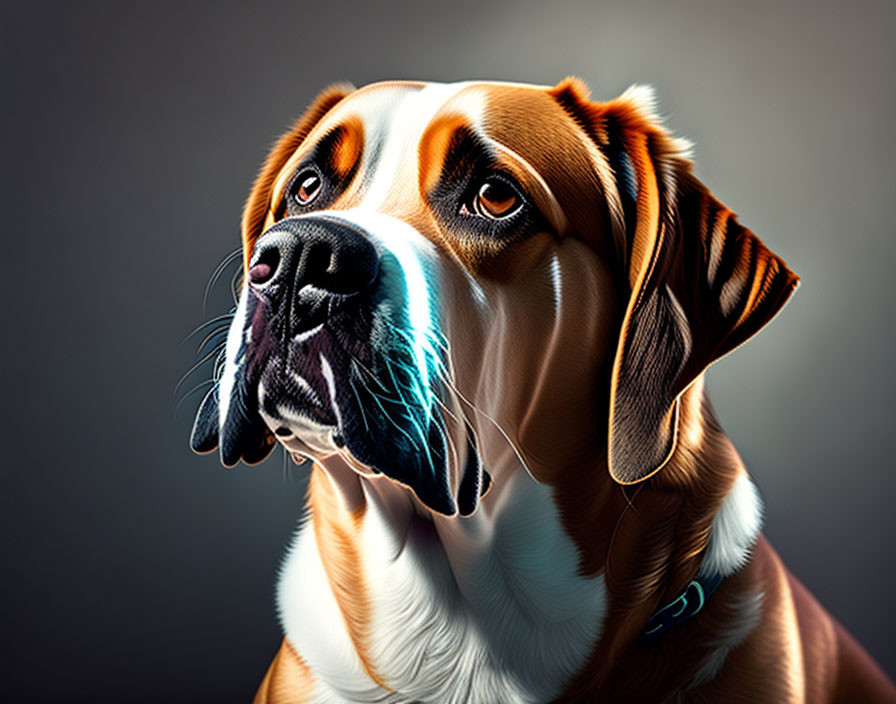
250, 216, 382, 433
192, 214, 489, 516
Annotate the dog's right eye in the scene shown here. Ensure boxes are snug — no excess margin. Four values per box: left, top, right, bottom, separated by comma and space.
293, 168, 322, 206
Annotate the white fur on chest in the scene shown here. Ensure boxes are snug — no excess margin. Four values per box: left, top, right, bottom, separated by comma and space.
277, 472, 607, 704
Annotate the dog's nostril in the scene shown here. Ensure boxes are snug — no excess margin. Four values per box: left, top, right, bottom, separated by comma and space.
249, 249, 280, 285
274, 426, 292, 437
248, 263, 271, 283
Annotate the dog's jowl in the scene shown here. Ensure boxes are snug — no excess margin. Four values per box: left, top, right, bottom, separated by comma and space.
192, 80, 896, 703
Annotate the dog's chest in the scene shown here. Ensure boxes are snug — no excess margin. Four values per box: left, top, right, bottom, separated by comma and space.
277, 474, 607, 704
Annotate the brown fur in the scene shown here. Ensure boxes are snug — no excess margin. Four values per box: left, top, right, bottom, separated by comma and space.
241, 83, 354, 269
253, 639, 316, 704
239, 79, 896, 703
307, 467, 388, 691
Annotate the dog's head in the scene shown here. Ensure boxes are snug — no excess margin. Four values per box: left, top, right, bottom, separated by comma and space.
191, 79, 798, 515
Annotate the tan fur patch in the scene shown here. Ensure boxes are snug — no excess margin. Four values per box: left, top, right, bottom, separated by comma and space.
308, 466, 391, 691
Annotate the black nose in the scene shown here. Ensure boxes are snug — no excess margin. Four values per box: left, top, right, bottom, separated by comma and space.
248, 217, 380, 296
248, 217, 381, 336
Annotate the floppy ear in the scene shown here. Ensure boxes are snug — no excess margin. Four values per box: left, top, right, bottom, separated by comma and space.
190, 83, 353, 464
553, 80, 799, 484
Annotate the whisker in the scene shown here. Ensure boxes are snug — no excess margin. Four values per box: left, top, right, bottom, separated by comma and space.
230, 268, 244, 305
432, 360, 529, 474
197, 326, 230, 356
175, 344, 228, 395
213, 347, 228, 378
382, 319, 451, 358
376, 316, 528, 480
203, 248, 242, 312
383, 357, 435, 469
431, 394, 459, 426
438, 413, 461, 485
181, 312, 235, 345
174, 379, 215, 417
347, 363, 371, 435
352, 363, 423, 452
348, 356, 394, 396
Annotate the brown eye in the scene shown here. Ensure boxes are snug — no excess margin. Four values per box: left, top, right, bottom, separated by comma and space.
294, 169, 322, 205
474, 176, 522, 219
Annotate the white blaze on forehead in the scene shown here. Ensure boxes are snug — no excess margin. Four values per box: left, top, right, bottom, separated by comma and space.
359, 81, 483, 211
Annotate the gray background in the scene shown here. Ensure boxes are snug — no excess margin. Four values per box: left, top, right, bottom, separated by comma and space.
2, 0, 894, 701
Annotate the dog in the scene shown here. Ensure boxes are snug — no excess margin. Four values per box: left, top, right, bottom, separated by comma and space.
191, 79, 896, 703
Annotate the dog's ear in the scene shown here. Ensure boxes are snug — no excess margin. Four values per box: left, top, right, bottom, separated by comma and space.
190, 84, 353, 465
241, 83, 355, 270
551, 79, 799, 484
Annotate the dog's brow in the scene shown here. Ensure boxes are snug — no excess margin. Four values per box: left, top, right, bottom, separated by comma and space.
478, 85, 625, 252
483, 138, 569, 234
418, 114, 476, 196
419, 107, 569, 235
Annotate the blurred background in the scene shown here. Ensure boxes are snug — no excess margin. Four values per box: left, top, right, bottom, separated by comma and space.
2, 0, 894, 700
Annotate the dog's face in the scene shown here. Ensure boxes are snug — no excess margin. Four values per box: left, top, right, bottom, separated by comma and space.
192, 79, 798, 516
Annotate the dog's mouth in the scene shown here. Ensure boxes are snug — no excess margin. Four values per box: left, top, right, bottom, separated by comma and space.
257, 319, 356, 459
191, 213, 489, 516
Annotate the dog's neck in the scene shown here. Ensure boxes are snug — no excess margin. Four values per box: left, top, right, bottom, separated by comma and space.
307, 375, 761, 613
304, 435, 612, 699
299, 377, 763, 697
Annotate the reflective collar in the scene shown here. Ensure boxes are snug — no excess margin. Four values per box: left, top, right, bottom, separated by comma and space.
641, 573, 724, 641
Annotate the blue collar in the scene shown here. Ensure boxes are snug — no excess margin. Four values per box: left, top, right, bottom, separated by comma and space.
641, 573, 724, 641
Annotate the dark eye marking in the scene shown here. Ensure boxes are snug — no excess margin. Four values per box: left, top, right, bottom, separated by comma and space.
277, 124, 363, 220
425, 126, 550, 247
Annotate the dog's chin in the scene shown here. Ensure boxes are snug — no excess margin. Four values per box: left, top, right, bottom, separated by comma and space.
193, 315, 490, 516
256, 388, 369, 475
255, 370, 489, 517
194, 368, 489, 516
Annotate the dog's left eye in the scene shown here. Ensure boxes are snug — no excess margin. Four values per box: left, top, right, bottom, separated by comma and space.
469, 175, 523, 220
293, 168, 322, 205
